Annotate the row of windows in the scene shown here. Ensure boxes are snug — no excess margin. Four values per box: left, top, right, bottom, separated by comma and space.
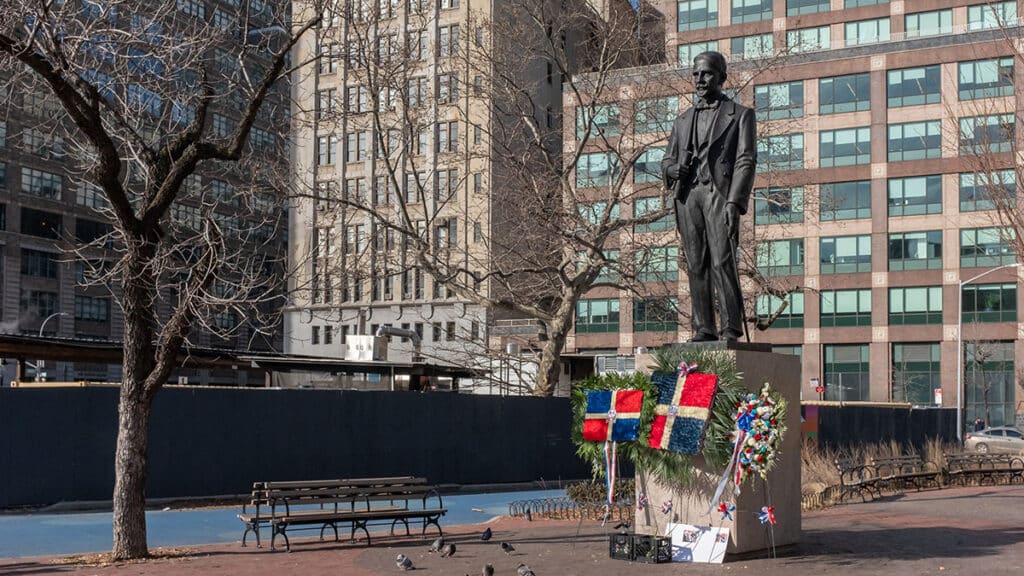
677, 2, 1016, 49
578, 280, 1019, 336
754, 171, 1017, 226
316, 121, 462, 166
757, 229, 1016, 276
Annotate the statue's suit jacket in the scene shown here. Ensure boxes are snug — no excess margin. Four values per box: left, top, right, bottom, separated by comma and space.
660, 97, 757, 214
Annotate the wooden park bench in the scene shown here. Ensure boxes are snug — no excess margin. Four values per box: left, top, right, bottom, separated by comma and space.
945, 453, 1024, 486
237, 476, 446, 551
833, 457, 882, 502
870, 456, 941, 492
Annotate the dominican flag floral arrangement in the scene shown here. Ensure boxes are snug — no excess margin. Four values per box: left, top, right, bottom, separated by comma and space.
583, 389, 643, 508
648, 362, 718, 454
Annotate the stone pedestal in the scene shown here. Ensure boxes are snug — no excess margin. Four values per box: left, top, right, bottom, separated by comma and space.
634, 343, 801, 557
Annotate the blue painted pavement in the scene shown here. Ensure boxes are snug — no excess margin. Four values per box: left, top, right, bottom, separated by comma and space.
0, 488, 565, 558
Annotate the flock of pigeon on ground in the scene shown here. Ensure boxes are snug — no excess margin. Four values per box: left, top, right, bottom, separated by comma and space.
395, 526, 537, 575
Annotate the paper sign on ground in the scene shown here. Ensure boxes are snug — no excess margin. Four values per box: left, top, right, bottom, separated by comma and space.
666, 522, 729, 563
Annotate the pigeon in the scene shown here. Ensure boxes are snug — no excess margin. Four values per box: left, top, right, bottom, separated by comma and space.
500, 541, 516, 555
440, 542, 457, 557
517, 563, 536, 576
481, 527, 493, 541
482, 563, 495, 576
396, 553, 414, 570
429, 536, 445, 553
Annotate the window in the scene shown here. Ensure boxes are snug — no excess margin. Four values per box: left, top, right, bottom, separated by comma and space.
576, 152, 619, 187
845, 0, 886, 7
732, 0, 772, 23
888, 120, 941, 161
408, 30, 428, 61
578, 201, 620, 226
636, 246, 679, 283
787, 0, 829, 16
316, 89, 337, 120
757, 239, 804, 276
892, 343, 940, 404
964, 341, 1016, 427
678, 1, 718, 31
967, 1, 1017, 31
819, 127, 871, 167
435, 169, 458, 202
345, 85, 368, 113
960, 227, 1016, 267
436, 121, 459, 153
678, 42, 715, 66
20, 167, 62, 199
74, 296, 109, 322
820, 235, 871, 274
960, 170, 1016, 212
819, 73, 870, 114
437, 73, 459, 104
889, 286, 943, 325
959, 114, 1014, 155
754, 187, 804, 225
634, 196, 673, 233
731, 34, 773, 60
773, 345, 803, 357
22, 290, 59, 321
22, 127, 64, 158
757, 133, 803, 172
962, 283, 1017, 323
787, 26, 830, 53
76, 218, 112, 244
440, 0, 459, 9
820, 181, 871, 221
408, 77, 428, 108
820, 289, 872, 327
576, 104, 621, 139
445, 321, 456, 342
316, 134, 337, 165
473, 221, 482, 242
575, 298, 620, 333
346, 131, 369, 162
634, 297, 679, 332
20, 207, 62, 239
959, 58, 1014, 100
887, 65, 941, 108
889, 175, 942, 216
635, 97, 679, 133
888, 230, 942, 271
754, 81, 803, 120
127, 84, 162, 116
845, 17, 889, 46
21, 249, 59, 278
590, 249, 620, 284
756, 292, 804, 329
823, 344, 870, 401
634, 147, 665, 183
473, 173, 483, 194
438, 24, 459, 58
905, 9, 952, 38
177, 0, 205, 18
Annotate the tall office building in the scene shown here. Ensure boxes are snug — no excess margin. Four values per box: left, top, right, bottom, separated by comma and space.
286, 1, 632, 390
566, 0, 1024, 428
0, 1, 288, 386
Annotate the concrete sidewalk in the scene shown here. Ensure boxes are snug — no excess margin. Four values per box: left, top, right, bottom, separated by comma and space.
2, 484, 1022, 575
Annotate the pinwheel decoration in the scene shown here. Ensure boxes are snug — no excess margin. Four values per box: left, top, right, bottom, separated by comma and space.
717, 502, 735, 522
758, 505, 776, 525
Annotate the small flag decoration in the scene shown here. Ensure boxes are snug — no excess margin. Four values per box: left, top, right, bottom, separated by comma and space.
582, 389, 644, 442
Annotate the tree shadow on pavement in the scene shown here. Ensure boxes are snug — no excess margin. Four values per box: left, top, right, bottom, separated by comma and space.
789, 525, 1024, 564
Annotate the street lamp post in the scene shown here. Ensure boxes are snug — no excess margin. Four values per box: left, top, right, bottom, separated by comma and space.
35, 311, 68, 382
956, 262, 1023, 443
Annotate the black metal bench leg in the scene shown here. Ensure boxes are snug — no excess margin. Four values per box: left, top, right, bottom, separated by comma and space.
242, 524, 252, 547
353, 520, 371, 545
390, 518, 410, 537
422, 515, 443, 537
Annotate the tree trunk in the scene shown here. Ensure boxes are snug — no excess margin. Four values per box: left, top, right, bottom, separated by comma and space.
111, 387, 152, 560
535, 319, 570, 397
111, 245, 157, 560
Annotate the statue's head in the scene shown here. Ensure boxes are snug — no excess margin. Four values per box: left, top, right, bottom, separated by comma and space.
692, 51, 727, 101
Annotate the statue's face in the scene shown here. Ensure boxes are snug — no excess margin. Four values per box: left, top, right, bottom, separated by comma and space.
692, 58, 724, 102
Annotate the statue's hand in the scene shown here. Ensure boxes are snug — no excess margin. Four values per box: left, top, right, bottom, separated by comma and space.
665, 163, 688, 181
724, 203, 740, 236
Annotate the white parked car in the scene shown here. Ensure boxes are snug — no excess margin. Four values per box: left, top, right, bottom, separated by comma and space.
965, 427, 1024, 454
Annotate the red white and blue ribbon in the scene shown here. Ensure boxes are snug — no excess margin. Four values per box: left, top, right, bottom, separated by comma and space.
758, 505, 776, 525
662, 499, 673, 515
717, 502, 735, 522
637, 492, 649, 511
603, 440, 618, 505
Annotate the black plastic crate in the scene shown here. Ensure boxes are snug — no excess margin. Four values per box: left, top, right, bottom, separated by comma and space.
632, 534, 672, 564
608, 533, 634, 561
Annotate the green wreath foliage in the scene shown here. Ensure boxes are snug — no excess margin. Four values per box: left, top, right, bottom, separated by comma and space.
571, 346, 750, 488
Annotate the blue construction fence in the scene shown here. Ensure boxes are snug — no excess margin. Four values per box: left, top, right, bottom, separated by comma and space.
0, 387, 591, 508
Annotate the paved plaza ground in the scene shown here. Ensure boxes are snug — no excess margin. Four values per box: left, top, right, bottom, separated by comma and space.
1, 484, 1022, 575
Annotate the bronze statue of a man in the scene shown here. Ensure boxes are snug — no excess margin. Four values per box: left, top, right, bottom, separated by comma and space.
661, 51, 757, 342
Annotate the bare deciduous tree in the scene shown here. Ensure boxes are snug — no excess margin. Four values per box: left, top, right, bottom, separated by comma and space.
1, 0, 324, 559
